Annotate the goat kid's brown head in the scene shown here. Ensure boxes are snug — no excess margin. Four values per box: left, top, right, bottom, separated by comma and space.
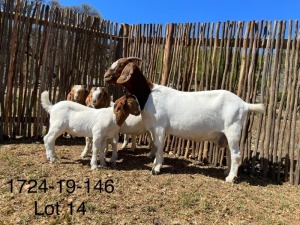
104, 57, 142, 85
90, 87, 111, 108
73, 85, 88, 102
68, 85, 88, 104
114, 94, 141, 116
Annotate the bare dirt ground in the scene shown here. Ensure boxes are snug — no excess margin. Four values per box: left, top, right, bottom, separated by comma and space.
1, 138, 300, 225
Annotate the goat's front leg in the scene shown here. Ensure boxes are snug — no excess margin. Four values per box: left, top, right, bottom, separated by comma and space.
147, 131, 156, 159
90, 137, 106, 170
224, 148, 231, 176
151, 128, 165, 175
81, 137, 92, 158
109, 134, 119, 165
121, 134, 129, 149
129, 136, 137, 152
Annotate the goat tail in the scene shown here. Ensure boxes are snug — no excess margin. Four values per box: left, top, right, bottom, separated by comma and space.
41, 91, 53, 113
247, 103, 265, 114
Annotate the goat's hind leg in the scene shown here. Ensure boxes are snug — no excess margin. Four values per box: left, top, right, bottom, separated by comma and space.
224, 125, 242, 183
43, 128, 62, 163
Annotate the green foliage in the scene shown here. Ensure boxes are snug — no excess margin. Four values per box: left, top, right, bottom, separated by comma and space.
46, 0, 101, 18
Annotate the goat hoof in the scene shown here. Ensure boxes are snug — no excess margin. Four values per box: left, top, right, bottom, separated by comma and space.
109, 159, 117, 165
225, 175, 237, 183
147, 154, 155, 159
224, 170, 230, 176
99, 163, 107, 167
91, 165, 98, 171
151, 167, 159, 175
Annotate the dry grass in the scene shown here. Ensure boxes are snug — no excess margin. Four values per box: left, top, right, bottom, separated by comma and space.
1, 138, 300, 225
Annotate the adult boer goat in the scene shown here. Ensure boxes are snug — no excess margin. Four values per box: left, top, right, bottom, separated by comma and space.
104, 57, 265, 183
41, 90, 141, 170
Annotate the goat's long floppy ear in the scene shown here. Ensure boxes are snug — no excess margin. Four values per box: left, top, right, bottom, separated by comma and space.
85, 94, 92, 105
114, 98, 125, 112
67, 85, 75, 100
67, 92, 73, 100
116, 63, 135, 84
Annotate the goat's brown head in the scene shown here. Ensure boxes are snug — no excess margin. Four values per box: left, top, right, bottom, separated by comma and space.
104, 57, 142, 85
68, 85, 89, 105
114, 94, 140, 116
105, 57, 152, 111
113, 94, 140, 126
86, 87, 111, 108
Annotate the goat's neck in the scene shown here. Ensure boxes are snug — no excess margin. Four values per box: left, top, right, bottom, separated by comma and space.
122, 70, 152, 110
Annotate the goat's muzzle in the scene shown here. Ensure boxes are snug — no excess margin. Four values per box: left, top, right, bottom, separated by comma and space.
131, 110, 141, 116
104, 71, 115, 84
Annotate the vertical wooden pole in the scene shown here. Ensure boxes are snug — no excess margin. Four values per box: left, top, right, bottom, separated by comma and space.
4, 0, 21, 138
161, 23, 174, 86
122, 23, 129, 57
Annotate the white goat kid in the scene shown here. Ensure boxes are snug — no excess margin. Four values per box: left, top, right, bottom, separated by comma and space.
82, 87, 155, 158
104, 57, 265, 183
41, 91, 141, 170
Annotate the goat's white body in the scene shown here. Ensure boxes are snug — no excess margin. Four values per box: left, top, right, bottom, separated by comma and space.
144, 86, 245, 140
41, 92, 120, 169
141, 84, 264, 182
120, 114, 146, 134
45, 101, 118, 139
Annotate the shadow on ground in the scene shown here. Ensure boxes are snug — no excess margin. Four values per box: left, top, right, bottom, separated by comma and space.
75, 147, 276, 187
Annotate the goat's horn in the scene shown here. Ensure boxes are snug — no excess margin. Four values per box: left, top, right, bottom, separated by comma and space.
126, 57, 143, 62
